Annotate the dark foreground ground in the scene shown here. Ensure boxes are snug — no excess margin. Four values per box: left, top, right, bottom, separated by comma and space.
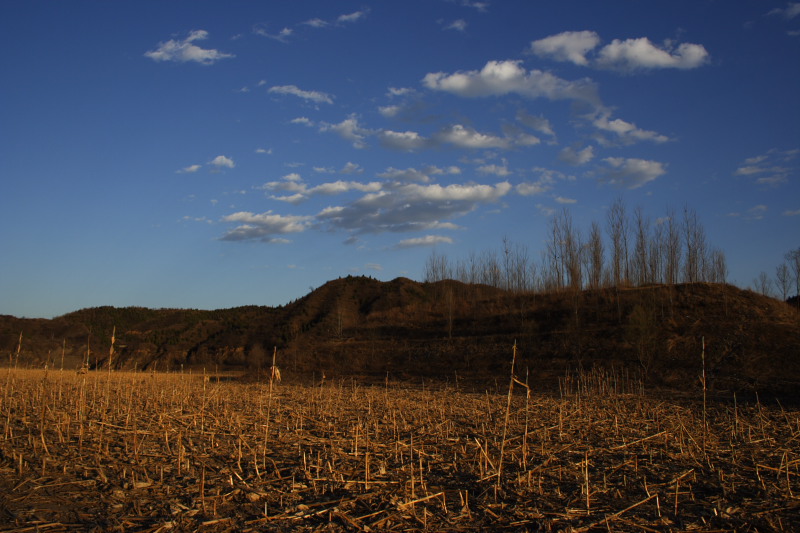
1, 369, 799, 532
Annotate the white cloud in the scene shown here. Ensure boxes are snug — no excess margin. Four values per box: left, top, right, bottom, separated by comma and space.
209, 155, 235, 169
745, 205, 768, 220
340, 162, 363, 174
423, 60, 599, 104
338, 10, 368, 24
254, 25, 293, 42
435, 124, 510, 149
387, 87, 414, 97
315, 181, 510, 235
255, 147, 272, 154
290, 117, 314, 126
530, 31, 709, 72
268, 85, 333, 104
177, 164, 202, 173
516, 111, 556, 137
379, 105, 401, 117
477, 163, 511, 176
144, 30, 234, 65
529, 30, 600, 66
734, 148, 797, 186
559, 145, 595, 165
220, 211, 312, 242
260, 174, 381, 204
378, 167, 434, 183
378, 130, 430, 151
592, 113, 670, 144
600, 157, 666, 189
554, 196, 577, 204
395, 235, 454, 248
768, 3, 800, 19
596, 38, 709, 71
303, 18, 328, 28
319, 115, 372, 148
783, 209, 800, 216
445, 19, 468, 32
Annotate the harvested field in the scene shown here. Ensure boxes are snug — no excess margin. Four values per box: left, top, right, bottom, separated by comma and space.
1, 368, 799, 532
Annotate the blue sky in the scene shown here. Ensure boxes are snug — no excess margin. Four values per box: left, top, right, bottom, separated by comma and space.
1, 1, 798, 318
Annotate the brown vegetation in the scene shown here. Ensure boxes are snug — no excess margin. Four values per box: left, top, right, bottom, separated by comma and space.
2, 278, 800, 400
1, 367, 798, 531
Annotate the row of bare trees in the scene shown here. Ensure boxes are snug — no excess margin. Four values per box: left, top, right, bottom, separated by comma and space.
424, 199, 729, 293
754, 248, 800, 303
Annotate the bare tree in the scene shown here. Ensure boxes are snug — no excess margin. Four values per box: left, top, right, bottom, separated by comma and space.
754, 271, 773, 297
776, 262, 791, 301
606, 197, 630, 287
648, 219, 665, 284
786, 248, 800, 302
682, 206, 707, 283
586, 221, 604, 290
664, 208, 681, 285
632, 207, 651, 286
709, 248, 728, 284
424, 250, 451, 282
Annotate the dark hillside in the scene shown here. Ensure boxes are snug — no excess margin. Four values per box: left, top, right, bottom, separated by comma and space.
1, 277, 798, 397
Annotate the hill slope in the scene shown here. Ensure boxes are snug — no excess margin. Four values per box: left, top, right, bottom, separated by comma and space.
1, 277, 798, 396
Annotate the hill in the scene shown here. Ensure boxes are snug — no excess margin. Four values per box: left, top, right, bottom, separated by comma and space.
1, 277, 799, 397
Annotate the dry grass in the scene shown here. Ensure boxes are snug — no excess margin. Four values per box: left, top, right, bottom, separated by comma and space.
1, 367, 799, 532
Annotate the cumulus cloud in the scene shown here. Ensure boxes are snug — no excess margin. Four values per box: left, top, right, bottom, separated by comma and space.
177, 164, 202, 173
209, 155, 235, 169
555, 196, 577, 204
529, 30, 709, 72
559, 145, 595, 165
599, 157, 666, 189
734, 148, 797, 186
477, 163, 511, 176
268, 85, 333, 104
319, 115, 373, 148
768, 3, 800, 19
423, 60, 599, 105
596, 38, 709, 71
260, 174, 381, 204
303, 18, 328, 28
221, 164, 512, 242
378, 130, 430, 151
395, 235, 454, 248
516, 111, 556, 137
219, 211, 312, 242
338, 10, 368, 24
435, 124, 510, 149
592, 112, 670, 144
444, 19, 468, 32
316, 181, 510, 235
530, 30, 600, 66
144, 30, 234, 65
254, 25, 293, 42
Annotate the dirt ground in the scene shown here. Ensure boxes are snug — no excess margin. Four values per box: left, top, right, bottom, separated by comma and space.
1, 369, 798, 532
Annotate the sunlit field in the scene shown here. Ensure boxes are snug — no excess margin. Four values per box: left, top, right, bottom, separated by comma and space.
1, 367, 798, 532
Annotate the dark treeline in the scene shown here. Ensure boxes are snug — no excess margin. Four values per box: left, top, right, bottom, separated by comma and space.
424, 198, 732, 293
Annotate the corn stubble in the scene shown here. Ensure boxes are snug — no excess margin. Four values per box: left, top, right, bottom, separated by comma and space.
1, 366, 798, 532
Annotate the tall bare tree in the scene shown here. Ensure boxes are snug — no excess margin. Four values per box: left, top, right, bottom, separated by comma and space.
664, 208, 681, 285
754, 271, 773, 297
786, 248, 800, 303
586, 220, 604, 290
682, 206, 707, 283
776, 262, 791, 301
632, 206, 651, 286
606, 197, 630, 287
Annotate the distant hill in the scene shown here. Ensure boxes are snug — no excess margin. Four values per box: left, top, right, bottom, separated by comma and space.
2, 277, 799, 397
